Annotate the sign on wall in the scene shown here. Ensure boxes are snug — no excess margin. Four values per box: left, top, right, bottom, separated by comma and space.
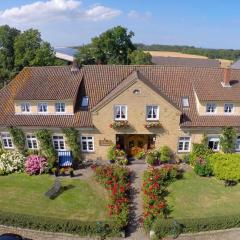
99, 138, 113, 146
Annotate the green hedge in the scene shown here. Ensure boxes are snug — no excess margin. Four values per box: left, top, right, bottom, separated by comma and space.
0, 211, 121, 237
208, 153, 240, 181
152, 215, 240, 238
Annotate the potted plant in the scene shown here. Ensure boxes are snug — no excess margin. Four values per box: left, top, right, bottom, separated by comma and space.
51, 167, 58, 177
107, 145, 116, 163
69, 167, 74, 177
60, 167, 65, 176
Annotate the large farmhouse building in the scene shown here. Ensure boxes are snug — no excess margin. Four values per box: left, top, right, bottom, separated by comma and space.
0, 65, 239, 160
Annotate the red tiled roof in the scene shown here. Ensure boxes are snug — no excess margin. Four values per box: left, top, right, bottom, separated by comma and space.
0, 65, 240, 128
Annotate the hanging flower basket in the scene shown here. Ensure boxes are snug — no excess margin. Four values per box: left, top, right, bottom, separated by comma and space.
109, 121, 130, 129
144, 121, 162, 129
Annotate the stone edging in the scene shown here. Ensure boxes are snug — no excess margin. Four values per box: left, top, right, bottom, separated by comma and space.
0, 225, 100, 240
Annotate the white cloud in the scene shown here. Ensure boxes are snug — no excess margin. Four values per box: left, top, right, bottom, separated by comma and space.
84, 5, 122, 21
128, 10, 152, 20
0, 0, 121, 24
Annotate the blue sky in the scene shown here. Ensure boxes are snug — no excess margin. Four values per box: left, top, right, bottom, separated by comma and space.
0, 0, 240, 49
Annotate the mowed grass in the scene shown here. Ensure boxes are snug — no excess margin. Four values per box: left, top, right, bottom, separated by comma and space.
167, 171, 240, 219
0, 174, 109, 221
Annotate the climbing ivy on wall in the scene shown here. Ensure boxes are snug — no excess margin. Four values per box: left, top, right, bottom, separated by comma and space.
9, 127, 26, 153
63, 128, 81, 167
36, 129, 57, 166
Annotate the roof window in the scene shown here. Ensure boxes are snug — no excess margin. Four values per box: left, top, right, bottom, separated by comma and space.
182, 97, 189, 108
81, 96, 89, 107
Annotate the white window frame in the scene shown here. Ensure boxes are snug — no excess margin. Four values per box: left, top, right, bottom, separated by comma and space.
182, 97, 190, 108
38, 102, 48, 113
55, 102, 66, 113
1, 132, 14, 149
26, 134, 38, 150
206, 103, 217, 114
236, 136, 240, 152
81, 96, 89, 107
224, 103, 234, 114
21, 102, 31, 113
114, 105, 127, 121
208, 136, 220, 151
81, 136, 94, 152
178, 136, 191, 152
52, 135, 65, 151
146, 105, 159, 121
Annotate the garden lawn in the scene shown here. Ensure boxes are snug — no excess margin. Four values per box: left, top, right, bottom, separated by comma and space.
167, 171, 240, 219
0, 174, 109, 221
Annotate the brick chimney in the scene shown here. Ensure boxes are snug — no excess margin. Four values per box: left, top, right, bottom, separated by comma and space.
71, 59, 79, 72
222, 67, 231, 87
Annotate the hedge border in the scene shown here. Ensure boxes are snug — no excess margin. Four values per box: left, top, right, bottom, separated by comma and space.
152, 215, 240, 238
0, 211, 121, 237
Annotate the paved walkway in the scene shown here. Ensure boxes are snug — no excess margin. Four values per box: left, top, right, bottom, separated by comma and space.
126, 161, 149, 240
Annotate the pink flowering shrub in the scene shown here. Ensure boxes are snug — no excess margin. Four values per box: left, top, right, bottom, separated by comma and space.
25, 155, 48, 175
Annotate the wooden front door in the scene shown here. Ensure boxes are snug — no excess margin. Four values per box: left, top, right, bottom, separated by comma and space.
127, 135, 148, 157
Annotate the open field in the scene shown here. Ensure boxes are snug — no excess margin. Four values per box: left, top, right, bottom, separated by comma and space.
0, 174, 109, 221
146, 51, 233, 67
167, 171, 240, 219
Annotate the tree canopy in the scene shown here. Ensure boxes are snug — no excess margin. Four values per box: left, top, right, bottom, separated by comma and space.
76, 26, 152, 65
0, 25, 61, 88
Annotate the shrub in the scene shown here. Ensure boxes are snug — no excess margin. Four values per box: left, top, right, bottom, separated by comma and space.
160, 146, 172, 163
25, 155, 48, 175
146, 150, 158, 166
208, 153, 240, 181
8, 127, 26, 153
0, 151, 25, 175
194, 157, 212, 177
220, 127, 237, 153
136, 150, 146, 160
189, 143, 213, 166
142, 165, 181, 231
62, 128, 81, 167
0, 211, 120, 237
36, 129, 57, 167
92, 165, 131, 230
152, 215, 240, 238
107, 145, 116, 162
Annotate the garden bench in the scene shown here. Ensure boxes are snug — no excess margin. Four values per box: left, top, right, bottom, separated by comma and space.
44, 179, 62, 199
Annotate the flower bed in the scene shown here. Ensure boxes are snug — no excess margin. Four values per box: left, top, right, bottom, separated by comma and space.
144, 121, 162, 129
25, 155, 48, 175
109, 121, 130, 129
0, 151, 25, 175
142, 165, 181, 230
92, 164, 131, 230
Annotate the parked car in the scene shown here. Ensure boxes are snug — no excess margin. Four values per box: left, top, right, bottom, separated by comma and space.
0, 234, 23, 240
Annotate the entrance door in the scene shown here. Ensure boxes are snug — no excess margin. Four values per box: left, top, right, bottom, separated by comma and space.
127, 135, 147, 157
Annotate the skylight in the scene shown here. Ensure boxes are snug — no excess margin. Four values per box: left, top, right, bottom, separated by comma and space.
81, 96, 89, 107
182, 97, 189, 108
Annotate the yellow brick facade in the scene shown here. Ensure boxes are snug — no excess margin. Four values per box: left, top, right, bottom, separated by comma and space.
195, 92, 240, 115
14, 100, 74, 114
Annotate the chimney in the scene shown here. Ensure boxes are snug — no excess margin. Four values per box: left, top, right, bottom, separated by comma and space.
71, 59, 79, 72
222, 67, 231, 87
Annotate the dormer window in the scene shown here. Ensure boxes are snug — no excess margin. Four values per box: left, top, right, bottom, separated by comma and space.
206, 103, 216, 113
224, 103, 234, 113
38, 103, 48, 113
21, 103, 30, 113
81, 96, 89, 107
182, 97, 189, 108
55, 102, 66, 113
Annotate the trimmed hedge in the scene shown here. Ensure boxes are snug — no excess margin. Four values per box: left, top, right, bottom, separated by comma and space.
0, 211, 121, 237
152, 215, 240, 238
